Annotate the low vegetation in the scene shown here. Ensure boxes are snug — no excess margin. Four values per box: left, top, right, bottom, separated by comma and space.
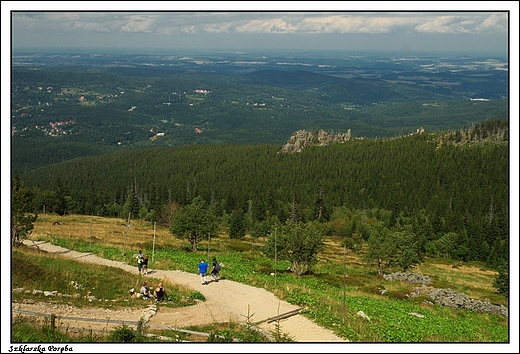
10, 214, 508, 343
12, 245, 200, 309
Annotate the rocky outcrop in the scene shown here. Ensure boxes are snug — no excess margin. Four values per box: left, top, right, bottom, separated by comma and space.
280, 129, 352, 153
384, 271, 508, 317
410, 286, 508, 317
383, 271, 432, 286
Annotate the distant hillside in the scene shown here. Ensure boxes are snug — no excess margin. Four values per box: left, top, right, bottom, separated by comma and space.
244, 69, 444, 104
11, 66, 508, 173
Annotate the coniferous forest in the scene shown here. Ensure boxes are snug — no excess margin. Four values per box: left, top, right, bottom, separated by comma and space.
17, 119, 509, 269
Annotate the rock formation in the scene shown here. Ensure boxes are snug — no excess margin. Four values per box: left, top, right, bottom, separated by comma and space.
280, 129, 352, 153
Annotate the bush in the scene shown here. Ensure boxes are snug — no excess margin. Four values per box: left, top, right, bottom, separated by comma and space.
493, 265, 508, 297
108, 324, 144, 342
190, 291, 206, 301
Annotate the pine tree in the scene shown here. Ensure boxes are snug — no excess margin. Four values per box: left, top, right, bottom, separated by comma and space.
12, 171, 37, 246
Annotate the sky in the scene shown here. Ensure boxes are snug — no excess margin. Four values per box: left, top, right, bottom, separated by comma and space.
4, 2, 515, 55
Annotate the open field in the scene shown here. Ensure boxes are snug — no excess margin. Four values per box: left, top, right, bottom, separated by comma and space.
13, 213, 509, 343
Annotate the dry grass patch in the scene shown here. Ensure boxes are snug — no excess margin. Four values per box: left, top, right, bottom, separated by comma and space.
31, 214, 182, 253
429, 262, 497, 276
413, 261, 504, 305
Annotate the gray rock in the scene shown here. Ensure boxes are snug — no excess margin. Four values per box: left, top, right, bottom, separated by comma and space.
383, 271, 432, 285
385, 271, 508, 317
280, 129, 352, 153
356, 310, 370, 321
409, 312, 425, 318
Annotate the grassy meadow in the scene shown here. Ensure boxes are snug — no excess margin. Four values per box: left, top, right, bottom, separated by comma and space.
13, 213, 509, 343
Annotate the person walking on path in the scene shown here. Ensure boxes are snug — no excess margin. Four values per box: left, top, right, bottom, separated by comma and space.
198, 259, 209, 285
210, 257, 220, 282
141, 254, 149, 275
135, 250, 144, 274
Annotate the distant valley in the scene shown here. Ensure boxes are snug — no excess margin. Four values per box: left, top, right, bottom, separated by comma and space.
11, 50, 508, 173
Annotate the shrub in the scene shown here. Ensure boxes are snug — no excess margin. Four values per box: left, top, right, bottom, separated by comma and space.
493, 264, 508, 297
108, 324, 144, 342
190, 291, 205, 301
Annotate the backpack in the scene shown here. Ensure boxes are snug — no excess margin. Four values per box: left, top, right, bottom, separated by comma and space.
214, 262, 220, 272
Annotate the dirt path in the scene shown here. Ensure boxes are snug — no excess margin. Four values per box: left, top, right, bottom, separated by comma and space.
18, 240, 347, 342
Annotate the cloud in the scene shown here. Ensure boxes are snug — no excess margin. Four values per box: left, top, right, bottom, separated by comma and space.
220, 13, 509, 35
415, 13, 508, 34
236, 18, 298, 33
235, 15, 414, 34
414, 15, 472, 34
476, 13, 508, 33
181, 25, 197, 34
203, 22, 233, 34
119, 15, 156, 33
297, 15, 421, 34
11, 12, 509, 37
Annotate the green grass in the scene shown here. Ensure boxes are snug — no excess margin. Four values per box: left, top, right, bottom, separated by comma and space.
27, 235, 508, 342
12, 315, 181, 343
12, 315, 80, 342
11, 246, 197, 309
19, 215, 509, 342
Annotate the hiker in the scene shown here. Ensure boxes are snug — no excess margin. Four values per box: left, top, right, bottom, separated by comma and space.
136, 250, 144, 274
140, 282, 151, 299
198, 259, 209, 285
153, 282, 167, 301
210, 257, 220, 282
141, 254, 149, 275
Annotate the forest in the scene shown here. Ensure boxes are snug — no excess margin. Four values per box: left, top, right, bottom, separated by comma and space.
15, 118, 509, 271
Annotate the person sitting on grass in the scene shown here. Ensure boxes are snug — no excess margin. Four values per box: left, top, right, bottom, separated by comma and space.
153, 282, 167, 301
140, 282, 151, 299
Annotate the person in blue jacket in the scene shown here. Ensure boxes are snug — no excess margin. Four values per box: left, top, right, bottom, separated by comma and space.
198, 259, 209, 285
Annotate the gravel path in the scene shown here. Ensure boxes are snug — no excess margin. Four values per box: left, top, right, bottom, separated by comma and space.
19, 240, 347, 342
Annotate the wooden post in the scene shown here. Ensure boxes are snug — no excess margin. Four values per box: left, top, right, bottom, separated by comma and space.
123, 212, 130, 255
266, 308, 303, 323
343, 245, 346, 323
274, 227, 277, 287
89, 215, 93, 251
152, 221, 156, 263
207, 233, 211, 262
50, 313, 56, 329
